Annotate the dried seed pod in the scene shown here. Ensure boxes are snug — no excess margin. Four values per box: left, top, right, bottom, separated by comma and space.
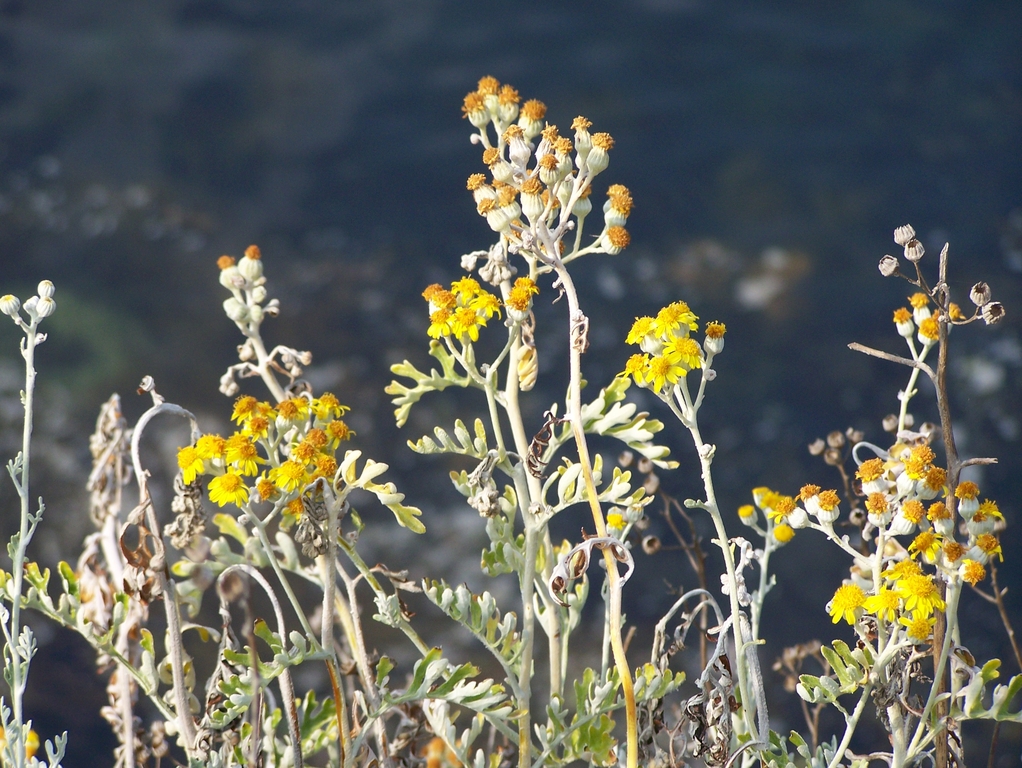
878, 254, 899, 277
970, 281, 992, 306
882, 414, 899, 432
982, 301, 1005, 325
823, 447, 843, 466
808, 438, 826, 456
643, 473, 660, 494
894, 224, 916, 246
826, 430, 846, 449
904, 238, 924, 262
618, 450, 634, 467
637, 457, 654, 474
642, 535, 661, 554
846, 427, 864, 443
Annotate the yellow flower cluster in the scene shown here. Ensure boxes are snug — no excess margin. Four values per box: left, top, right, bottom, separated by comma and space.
619, 302, 724, 394
176, 392, 354, 511
819, 442, 1004, 645
422, 277, 504, 342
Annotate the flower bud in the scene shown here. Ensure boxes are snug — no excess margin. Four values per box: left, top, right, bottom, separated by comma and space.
904, 239, 924, 262
238, 255, 263, 282
878, 254, 899, 277
34, 296, 56, 318
571, 195, 592, 218
219, 265, 244, 290
893, 224, 916, 246
981, 301, 1005, 325
0, 295, 21, 317
36, 280, 55, 299
969, 281, 991, 306
491, 161, 514, 183
22, 296, 38, 315
249, 305, 264, 324
223, 297, 249, 323
251, 285, 267, 304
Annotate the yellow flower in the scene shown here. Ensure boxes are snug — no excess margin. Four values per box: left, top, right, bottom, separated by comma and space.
177, 446, 205, 484
900, 613, 935, 643
0, 727, 39, 759
208, 472, 250, 507
621, 354, 648, 386
653, 301, 698, 337
856, 458, 885, 482
256, 475, 278, 502
277, 397, 311, 424
506, 278, 539, 314
908, 531, 941, 563
896, 574, 945, 617
312, 393, 348, 421
705, 321, 726, 339
829, 584, 866, 624
326, 419, 354, 448
977, 499, 1003, 520
451, 306, 484, 342
918, 316, 939, 341
231, 395, 259, 424
285, 497, 305, 517
766, 495, 796, 524
960, 559, 986, 586
272, 460, 309, 493
470, 291, 502, 319
625, 316, 655, 345
901, 499, 925, 524
909, 292, 930, 309
243, 415, 271, 441
451, 276, 481, 299
226, 433, 264, 476
606, 512, 625, 530
893, 307, 912, 324
738, 504, 756, 521
863, 588, 900, 622
955, 481, 980, 500
645, 351, 684, 393
772, 523, 795, 544
883, 558, 922, 583
428, 309, 452, 338
975, 533, 1003, 562
195, 434, 227, 460
666, 336, 703, 371
903, 445, 935, 479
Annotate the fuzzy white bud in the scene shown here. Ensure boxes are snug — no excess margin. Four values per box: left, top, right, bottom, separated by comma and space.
0, 295, 21, 317
37, 280, 55, 299
251, 285, 267, 304
219, 265, 244, 290
585, 147, 609, 175
238, 255, 263, 282
34, 296, 56, 318
223, 297, 249, 323
571, 196, 592, 218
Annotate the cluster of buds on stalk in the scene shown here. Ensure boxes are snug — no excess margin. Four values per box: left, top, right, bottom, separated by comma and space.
460, 76, 632, 271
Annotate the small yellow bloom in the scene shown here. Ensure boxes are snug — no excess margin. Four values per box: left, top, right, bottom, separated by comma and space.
772, 523, 795, 544
975, 533, 1003, 562
653, 301, 698, 337
312, 392, 347, 420
326, 419, 354, 447
645, 351, 684, 393
621, 354, 648, 386
901, 499, 925, 524
829, 584, 866, 624
195, 434, 227, 460
766, 495, 796, 524
277, 397, 311, 424
231, 395, 259, 424
856, 458, 885, 482
428, 309, 452, 338
666, 336, 703, 371
470, 291, 501, 319
606, 512, 625, 530
704, 321, 726, 339
451, 276, 481, 299
451, 306, 484, 342
908, 531, 941, 563
893, 307, 912, 324
273, 460, 309, 493
208, 472, 250, 507
909, 293, 930, 309
883, 558, 922, 583
955, 481, 980, 500
737, 504, 756, 520
243, 414, 271, 441
625, 316, 656, 345
177, 446, 205, 484
960, 559, 986, 586
900, 613, 935, 643
863, 588, 901, 622
225, 433, 264, 476
896, 573, 945, 617
918, 316, 939, 341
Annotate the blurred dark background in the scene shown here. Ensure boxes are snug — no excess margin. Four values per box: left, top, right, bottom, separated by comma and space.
0, 1, 1020, 764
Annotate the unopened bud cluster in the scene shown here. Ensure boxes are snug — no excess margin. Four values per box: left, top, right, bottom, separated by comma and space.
217, 245, 279, 327
1, 281, 56, 326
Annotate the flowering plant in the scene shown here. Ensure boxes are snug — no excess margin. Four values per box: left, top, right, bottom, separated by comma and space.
0, 77, 1017, 768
